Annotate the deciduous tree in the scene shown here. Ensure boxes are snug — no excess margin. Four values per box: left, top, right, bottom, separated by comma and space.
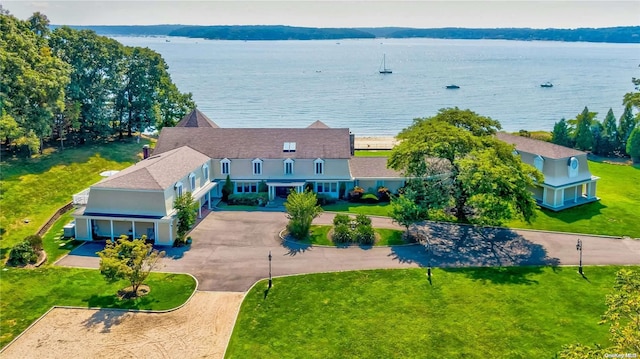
97, 235, 165, 297
285, 190, 322, 239
388, 107, 541, 225
173, 192, 198, 246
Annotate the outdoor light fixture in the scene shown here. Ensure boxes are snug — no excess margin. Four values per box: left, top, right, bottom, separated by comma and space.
576, 239, 583, 275
268, 250, 272, 289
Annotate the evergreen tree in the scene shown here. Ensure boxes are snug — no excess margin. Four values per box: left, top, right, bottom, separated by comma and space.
601, 108, 618, 156
551, 118, 573, 147
574, 107, 596, 151
618, 105, 637, 155
627, 127, 640, 164
590, 120, 605, 155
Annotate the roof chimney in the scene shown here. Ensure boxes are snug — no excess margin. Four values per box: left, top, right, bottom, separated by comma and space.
349, 133, 355, 156
143, 145, 150, 159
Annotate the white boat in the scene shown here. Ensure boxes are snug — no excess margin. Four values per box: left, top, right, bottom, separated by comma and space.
379, 54, 392, 74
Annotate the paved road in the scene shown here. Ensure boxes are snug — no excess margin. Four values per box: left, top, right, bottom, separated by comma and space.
56, 211, 640, 292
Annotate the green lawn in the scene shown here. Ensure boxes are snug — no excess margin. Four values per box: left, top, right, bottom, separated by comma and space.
226, 266, 632, 359
354, 150, 392, 157
0, 138, 151, 259
305, 225, 405, 246
508, 161, 640, 237
0, 267, 196, 348
322, 202, 392, 217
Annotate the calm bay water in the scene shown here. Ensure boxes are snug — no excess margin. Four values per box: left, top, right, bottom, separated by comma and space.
115, 36, 639, 136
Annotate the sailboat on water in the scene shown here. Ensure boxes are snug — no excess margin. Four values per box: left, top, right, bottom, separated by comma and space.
379, 54, 392, 74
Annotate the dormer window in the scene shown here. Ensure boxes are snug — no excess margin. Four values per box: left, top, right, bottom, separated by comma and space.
202, 164, 210, 181
284, 158, 294, 175
175, 182, 183, 197
533, 155, 544, 172
189, 173, 196, 191
568, 156, 579, 178
220, 158, 230, 175
314, 158, 324, 175
283, 142, 297, 153
252, 158, 263, 175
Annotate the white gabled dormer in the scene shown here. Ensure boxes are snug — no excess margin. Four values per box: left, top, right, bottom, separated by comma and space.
568, 156, 579, 178
314, 158, 324, 175
252, 158, 263, 175
533, 155, 544, 172
284, 158, 294, 175
220, 158, 231, 175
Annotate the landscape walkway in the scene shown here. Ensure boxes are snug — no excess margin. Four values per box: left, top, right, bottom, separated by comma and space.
57, 211, 640, 292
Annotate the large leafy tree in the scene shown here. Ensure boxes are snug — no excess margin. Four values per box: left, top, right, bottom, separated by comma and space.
155, 77, 195, 131
622, 73, 640, 118
50, 27, 125, 143
285, 190, 322, 239
98, 235, 165, 297
389, 108, 541, 225
0, 13, 71, 152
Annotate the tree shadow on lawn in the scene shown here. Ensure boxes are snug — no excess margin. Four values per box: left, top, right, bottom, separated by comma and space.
539, 201, 607, 224
389, 222, 560, 284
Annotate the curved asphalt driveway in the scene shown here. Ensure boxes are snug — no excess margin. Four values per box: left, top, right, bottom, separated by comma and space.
57, 211, 640, 292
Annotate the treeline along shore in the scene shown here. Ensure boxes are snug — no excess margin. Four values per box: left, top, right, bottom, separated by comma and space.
58, 24, 640, 43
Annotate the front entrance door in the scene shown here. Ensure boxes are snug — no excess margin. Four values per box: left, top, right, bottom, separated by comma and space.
275, 186, 294, 198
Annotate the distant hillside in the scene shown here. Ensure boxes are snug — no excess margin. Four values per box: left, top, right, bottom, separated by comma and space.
387, 27, 640, 43
168, 25, 375, 40
54, 25, 640, 43
52, 25, 184, 36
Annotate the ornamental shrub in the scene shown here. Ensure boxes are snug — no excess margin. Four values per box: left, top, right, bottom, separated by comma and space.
332, 224, 352, 244
333, 213, 351, 226
228, 193, 269, 206
8, 241, 37, 266
354, 224, 375, 245
316, 193, 337, 206
25, 234, 43, 251
360, 193, 379, 204
222, 175, 234, 202
355, 213, 372, 227
258, 180, 268, 193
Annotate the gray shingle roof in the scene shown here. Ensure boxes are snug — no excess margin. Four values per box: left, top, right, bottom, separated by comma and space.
154, 127, 352, 159
176, 109, 219, 128
496, 132, 585, 159
307, 120, 330, 129
93, 146, 210, 190
349, 157, 403, 178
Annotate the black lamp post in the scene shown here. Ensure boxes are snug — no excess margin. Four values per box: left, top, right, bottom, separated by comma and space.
268, 250, 273, 289
424, 235, 432, 279
576, 239, 583, 275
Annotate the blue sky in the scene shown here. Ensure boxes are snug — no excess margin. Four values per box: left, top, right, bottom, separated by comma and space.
3, 1, 639, 28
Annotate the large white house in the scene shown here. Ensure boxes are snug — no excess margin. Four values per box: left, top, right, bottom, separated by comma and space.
497, 132, 599, 211
72, 109, 405, 245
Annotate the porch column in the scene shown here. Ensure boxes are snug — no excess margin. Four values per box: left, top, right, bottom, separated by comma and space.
154, 222, 158, 241
269, 185, 275, 201
208, 191, 212, 210
110, 220, 114, 240
198, 197, 202, 219
574, 186, 578, 203
131, 221, 136, 239
87, 219, 92, 240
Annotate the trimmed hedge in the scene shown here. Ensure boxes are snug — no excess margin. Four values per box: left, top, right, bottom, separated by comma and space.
333, 213, 351, 226
228, 193, 269, 206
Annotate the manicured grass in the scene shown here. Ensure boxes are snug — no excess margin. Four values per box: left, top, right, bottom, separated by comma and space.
41, 212, 83, 264
0, 138, 151, 259
0, 267, 196, 348
508, 161, 640, 237
323, 202, 392, 217
305, 225, 405, 246
226, 266, 633, 359
354, 150, 392, 157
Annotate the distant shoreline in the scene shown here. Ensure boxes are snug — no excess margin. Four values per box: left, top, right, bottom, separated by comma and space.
55, 25, 640, 44
354, 136, 398, 150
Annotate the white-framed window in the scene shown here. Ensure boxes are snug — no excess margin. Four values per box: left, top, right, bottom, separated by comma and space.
220, 158, 230, 175
202, 164, 210, 181
283, 142, 297, 153
189, 173, 196, 191
236, 182, 258, 193
314, 158, 324, 175
533, 155, 544, 172
175, 181, 183, 197
316, 182, 337, 193
284, 158, 294, 175
252, 158, 263, 175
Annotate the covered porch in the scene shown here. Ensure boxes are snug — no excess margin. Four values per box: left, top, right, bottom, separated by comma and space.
537, 176, 600, 211
266, 181, 306, 201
